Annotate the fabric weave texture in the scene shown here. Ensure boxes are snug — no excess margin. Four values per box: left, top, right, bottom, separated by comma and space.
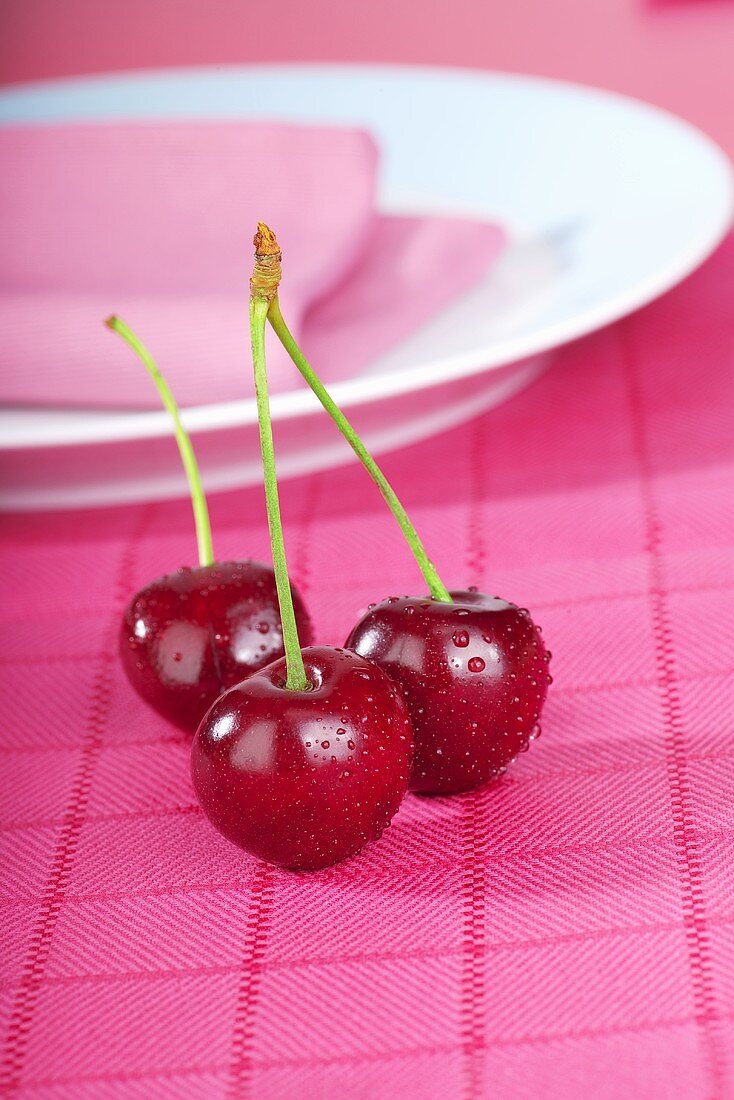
1, 236, 734, 1098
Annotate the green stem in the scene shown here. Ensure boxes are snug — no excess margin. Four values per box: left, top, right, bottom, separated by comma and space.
249, 298, 309, 691
267, 296, 452, 602
105, 315, 214, 568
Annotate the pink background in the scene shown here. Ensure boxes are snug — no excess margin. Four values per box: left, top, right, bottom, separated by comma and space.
3, 4, 734, 1099
2, 0, 734, 157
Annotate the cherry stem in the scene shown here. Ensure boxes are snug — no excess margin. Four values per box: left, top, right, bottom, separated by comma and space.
105, 315, 214, 568
266, 296, 452, 603
249, 296, 309, 691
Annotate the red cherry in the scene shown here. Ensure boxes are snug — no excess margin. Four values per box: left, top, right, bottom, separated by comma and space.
191, 646, 414, 870
120, 560, 312, 731
346, 590, 551, 794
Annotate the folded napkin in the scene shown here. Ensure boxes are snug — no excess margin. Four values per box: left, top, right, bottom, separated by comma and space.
0, 122, 505, 409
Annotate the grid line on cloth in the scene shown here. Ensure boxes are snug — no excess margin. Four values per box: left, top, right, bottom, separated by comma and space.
460, 412, 491, 1100
4, 820, 734, 906
4, 571, 734, 640
16, 740, 734, 837
227, 863, 276, 1099
461, 790, 489, 1100
620, 318, 727, 1098
8, 1009, 734, 1094
0, 506, 153, 1094
1, 658, 732, 762
5, 903, 734, 998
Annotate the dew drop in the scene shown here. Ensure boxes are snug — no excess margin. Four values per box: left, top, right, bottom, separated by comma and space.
321, 740, 330, 750
468, 656, 486, 673
453, 630, 470, 648
256, 621, 269, 634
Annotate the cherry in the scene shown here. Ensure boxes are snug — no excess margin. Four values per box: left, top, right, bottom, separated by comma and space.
191, 646, 413, 870
189, 231, 413, 869
106, 314, 313, 733
120, 560, 312, 731
259, 223, 553, 797
346, 590, 550, 793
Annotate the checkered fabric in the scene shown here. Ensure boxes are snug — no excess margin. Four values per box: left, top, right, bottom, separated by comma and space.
1, 236, 734, 1099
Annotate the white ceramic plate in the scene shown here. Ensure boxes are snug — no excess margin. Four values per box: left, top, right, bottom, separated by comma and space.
1, 64, 731, 510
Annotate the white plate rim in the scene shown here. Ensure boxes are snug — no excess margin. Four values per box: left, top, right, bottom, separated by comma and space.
1, 62, 732, 449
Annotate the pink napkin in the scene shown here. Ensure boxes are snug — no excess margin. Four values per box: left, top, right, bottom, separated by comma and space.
0, 123, 505, 409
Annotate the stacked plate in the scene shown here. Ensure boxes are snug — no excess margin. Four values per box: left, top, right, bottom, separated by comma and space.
0, 65, 731, 509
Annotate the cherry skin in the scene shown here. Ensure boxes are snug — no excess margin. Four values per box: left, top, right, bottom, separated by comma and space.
120, 560, 312, 732
191, 646, 414, 870
345, 590, 551, 794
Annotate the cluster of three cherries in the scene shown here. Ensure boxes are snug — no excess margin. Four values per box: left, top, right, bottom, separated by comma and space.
115, 224, 551, 871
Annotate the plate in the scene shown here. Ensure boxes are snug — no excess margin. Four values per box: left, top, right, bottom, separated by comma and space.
0, 64, 731, 509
